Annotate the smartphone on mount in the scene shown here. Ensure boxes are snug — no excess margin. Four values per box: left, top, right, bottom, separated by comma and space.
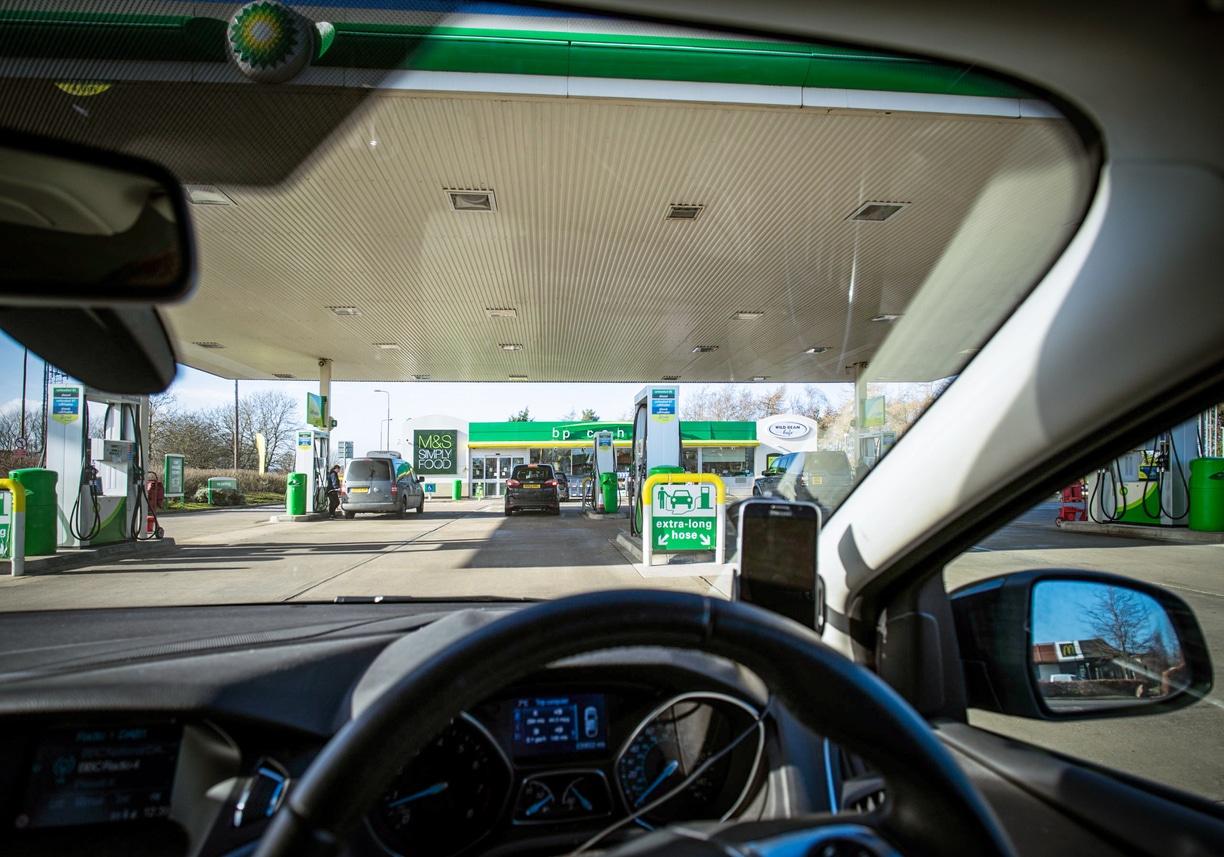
735, 499, 823, 631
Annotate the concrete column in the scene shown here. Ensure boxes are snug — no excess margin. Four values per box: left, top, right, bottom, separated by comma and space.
850, 362, 869, 471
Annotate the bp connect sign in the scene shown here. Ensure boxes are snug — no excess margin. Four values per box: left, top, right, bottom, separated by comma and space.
652, 482, 717, 551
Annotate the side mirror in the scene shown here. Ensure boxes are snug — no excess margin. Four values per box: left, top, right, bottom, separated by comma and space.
417, 476, 425, 483
950, 570, 1212, 719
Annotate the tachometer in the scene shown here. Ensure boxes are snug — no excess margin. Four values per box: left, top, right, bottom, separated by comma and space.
367, 715, 512, 857
615, 694, 764, 827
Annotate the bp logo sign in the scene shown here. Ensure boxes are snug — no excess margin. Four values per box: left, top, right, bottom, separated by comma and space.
228, 1, 318, 83
415, 430, 458, 475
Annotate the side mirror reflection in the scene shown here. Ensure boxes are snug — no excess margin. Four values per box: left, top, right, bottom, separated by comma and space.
1031, 581, 1188, 710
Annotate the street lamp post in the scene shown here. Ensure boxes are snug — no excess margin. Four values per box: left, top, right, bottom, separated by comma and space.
374, 389, 391, 450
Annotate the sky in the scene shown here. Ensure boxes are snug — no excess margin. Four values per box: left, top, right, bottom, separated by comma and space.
1031, 580, 1175, 646
0, 335, 850, 458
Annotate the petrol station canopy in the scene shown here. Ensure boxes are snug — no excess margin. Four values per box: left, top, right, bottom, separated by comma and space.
3, 6, 1091, 387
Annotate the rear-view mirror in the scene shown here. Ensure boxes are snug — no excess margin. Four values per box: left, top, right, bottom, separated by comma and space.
951, 570, 1212, 720
0, 132, 194, 302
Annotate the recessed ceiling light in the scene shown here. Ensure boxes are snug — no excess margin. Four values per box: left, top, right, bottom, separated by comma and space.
509, 374, 528, 381
413, 374, 432, 380
485, 308, 518, 318
192, 341, 225, 349
847, 201, 909, 222
446, 189, 496, 212
374, 343, 401, 350
752, 376, 769, 382
692, 346, 718, 353
662, 375, 681, 381
732, 311, 764, 321
871, 314, 903, 322
500, 343, 523, 351
272, 373, 295, 379
328, 306, 361, 316
184, 185, 234, 206
804, 347, 830, 354
665, 204, 704, 221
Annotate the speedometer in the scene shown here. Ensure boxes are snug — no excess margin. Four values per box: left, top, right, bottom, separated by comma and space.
615, 694, 764, 827
367, 715, 512, 857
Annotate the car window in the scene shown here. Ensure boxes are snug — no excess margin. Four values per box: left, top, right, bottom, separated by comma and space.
804, 453, 851, 475
945, 412, 1224, 802
347, 460, 392, 481
512, 465, 553, 481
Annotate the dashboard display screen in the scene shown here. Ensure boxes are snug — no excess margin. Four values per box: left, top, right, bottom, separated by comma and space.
512, 694, 608, 757
16, 724, 181, 830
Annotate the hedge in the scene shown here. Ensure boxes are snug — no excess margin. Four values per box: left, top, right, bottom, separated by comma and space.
180, 468, 288, 500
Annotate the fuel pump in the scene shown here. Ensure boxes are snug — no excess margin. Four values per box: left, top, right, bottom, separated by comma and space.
295, 428, 332, 513
1087, 417, 1196, 527
590, 431, 618, 512
45, 384, 150, 548
629, 386, 681, 535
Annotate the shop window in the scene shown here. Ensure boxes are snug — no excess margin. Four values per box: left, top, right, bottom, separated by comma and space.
682, 448, 699, 473
700, 447, 754, 477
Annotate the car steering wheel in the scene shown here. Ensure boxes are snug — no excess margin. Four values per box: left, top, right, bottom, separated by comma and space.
253, 590, 1014, 857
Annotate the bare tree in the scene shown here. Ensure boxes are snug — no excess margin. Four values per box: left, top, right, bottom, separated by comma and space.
787, 385, 836, 430
0, 404, 44, 472
1081, 587, 1157, 677
680, 385, 761, 421
150, 390, 301, 472
240, 390, 300, 471
153, 407, 230, 468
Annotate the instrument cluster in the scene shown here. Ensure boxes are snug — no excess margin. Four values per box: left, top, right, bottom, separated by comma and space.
365, 688, 767, 857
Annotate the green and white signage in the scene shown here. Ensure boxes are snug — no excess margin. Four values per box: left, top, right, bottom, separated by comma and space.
651, 482, 717, 551
164, 454, 186, 497
415, 429, 458, 475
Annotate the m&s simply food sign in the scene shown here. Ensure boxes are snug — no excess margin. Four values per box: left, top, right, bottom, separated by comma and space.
415, 430, 458, 475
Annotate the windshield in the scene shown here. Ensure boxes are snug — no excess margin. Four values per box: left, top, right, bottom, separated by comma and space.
0, 1, 1092, 596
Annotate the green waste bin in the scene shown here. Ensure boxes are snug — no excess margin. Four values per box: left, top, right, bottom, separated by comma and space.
599, 472, 619, 513
1188, 457, 1224, 532
285, 472, 307, 516
9, 468, 58, 556
452, 479, 462, 500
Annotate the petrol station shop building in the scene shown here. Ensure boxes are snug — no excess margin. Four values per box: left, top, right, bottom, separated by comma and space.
396, 414, 823, 499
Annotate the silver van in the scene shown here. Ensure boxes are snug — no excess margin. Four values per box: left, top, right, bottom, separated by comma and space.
341, 453, 425, 518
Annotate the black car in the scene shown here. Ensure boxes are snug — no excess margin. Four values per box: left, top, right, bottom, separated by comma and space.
504, 464, 561, 516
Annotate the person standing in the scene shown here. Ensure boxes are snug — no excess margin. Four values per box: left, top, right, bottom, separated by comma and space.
326, 465, 343, 519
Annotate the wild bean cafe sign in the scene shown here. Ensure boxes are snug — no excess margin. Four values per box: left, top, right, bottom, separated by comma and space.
767, 421, 810, 439
415, 430, 458, 475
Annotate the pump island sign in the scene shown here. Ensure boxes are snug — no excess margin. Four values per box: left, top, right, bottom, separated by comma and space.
415, 430, 458, 475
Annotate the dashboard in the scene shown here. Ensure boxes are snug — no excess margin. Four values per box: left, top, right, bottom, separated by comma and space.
0, 603, 842, 857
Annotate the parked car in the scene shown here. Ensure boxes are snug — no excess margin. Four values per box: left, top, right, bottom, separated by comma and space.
555, 471, 571, 501
753, 450, 854, 508
504, 463, 561, 516
341, 454, 425, 518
